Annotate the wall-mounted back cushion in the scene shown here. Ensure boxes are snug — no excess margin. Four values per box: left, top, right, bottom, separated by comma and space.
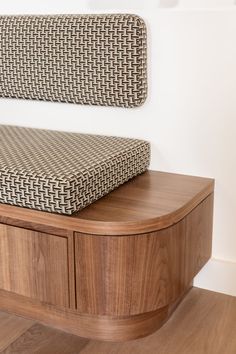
0, 14, 147, 108
0, 125, 150, 214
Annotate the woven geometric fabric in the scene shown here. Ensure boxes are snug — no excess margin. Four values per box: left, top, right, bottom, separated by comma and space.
0, 14, 147, 108
0, 125, 150, 214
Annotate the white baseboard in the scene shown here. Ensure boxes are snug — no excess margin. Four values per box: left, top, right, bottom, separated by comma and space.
194, 258, 236, 297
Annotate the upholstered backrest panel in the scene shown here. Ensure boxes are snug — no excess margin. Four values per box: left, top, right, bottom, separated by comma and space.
0, 14, 147, 108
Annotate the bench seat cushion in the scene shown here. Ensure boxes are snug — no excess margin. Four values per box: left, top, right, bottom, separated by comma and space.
0, 125, 150, 214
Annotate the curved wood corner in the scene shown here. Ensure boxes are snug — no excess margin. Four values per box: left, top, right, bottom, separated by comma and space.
74, 194, 213, 319
0, 171, 214, 236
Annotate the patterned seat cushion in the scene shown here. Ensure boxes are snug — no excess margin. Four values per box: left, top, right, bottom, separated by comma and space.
0, 125, 150, 214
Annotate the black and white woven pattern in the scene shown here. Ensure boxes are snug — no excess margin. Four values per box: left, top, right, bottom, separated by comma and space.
0, 14, 147, 108
0, 125, 150, 214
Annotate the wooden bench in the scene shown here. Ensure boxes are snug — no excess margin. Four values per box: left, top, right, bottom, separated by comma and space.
0, 170, 214, 341
0, 14, 214, 342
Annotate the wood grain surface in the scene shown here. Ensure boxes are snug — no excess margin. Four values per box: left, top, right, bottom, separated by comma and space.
184, 194, 214, 284
75, 221, 186, 316
0, 224, 70, 308
0, 312, 34, 352
0, 288, 236, 354
0, 171, 214, 236
80, 288, 236, 354
0, 288, 172, 342
75, 195, 213, 317
2, 323, 89, 354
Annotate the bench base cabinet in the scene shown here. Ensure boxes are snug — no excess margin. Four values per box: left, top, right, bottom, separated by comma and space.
0, 171, 214, 341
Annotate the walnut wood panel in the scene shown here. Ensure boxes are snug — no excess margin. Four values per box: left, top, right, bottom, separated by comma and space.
75, 195, 213, 316
75, 221, 185, 316
0, 224, 70, 308
0, 171, 214, 236
184, 193, 214, 285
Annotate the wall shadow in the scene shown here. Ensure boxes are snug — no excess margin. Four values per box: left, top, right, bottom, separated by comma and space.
88, 0, 179, 10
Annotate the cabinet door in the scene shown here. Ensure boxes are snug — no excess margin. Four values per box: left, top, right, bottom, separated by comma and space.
0, 224, 70, 308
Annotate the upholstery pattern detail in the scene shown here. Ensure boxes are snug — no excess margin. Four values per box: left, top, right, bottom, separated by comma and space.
0, 125, 150, 214
0, 14, 147, 108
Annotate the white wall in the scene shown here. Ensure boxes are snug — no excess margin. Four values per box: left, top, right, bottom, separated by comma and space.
0, 0, 236, 295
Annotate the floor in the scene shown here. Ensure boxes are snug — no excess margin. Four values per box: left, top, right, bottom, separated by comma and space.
0, 288, 235, 354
